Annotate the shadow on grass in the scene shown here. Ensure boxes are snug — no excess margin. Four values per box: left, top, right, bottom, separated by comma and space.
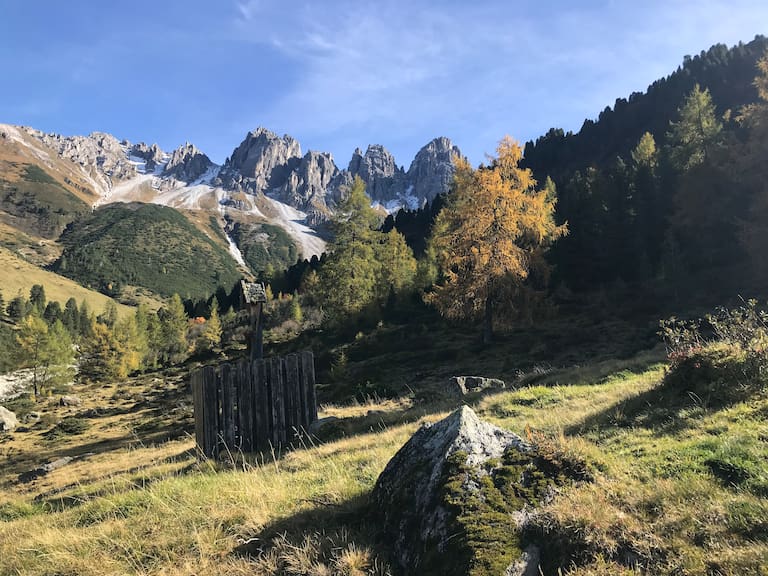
303, 349, 668, 449
566, 354, 760, 437
309, 399, 460, 444
232, 492, 395, 571
32, 448, 198, 511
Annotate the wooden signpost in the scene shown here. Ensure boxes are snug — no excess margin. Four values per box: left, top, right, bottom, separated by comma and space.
241, 280, 267, 360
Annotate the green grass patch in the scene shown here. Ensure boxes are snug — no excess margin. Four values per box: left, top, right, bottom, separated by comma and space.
0, 500, 45, 522
230, 220, 299, 275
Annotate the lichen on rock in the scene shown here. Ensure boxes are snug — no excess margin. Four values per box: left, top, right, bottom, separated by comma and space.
371, 406, 591, 576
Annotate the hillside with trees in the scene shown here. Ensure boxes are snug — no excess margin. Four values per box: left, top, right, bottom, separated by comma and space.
53, 203, 243, 300
0, 162, 90, 238
523, 35, 768, 181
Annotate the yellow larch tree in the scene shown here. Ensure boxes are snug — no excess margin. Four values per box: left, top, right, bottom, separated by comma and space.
426, 136, 567, 343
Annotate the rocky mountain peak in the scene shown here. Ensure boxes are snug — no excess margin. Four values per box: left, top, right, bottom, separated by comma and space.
163, 143, 214, 183
220, 127, 302, 194
129, 142, 165, 172
348, 144, 400, 178
28, 129, 138, 185
346, 143, 407, 204
275, 150, 343, 211
406, 137, 461, 203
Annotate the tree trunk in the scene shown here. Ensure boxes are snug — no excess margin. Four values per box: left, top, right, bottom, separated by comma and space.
482, 297, 493, 345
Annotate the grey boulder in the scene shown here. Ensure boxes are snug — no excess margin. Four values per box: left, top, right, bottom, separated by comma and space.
449, 375, 507, 397
0, 406, 18, 431
371, 406, 532, 574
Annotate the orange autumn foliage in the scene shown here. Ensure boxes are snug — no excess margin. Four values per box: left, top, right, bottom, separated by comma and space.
426, 136, 566, 341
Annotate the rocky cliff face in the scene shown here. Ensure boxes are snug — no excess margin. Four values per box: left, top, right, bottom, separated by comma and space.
129, 142, 165, 172
343, 138, 461, 210
273, 150, 344, 211
218, 127, 302, 193
162, 143, 213, 182
347, 144, 407, 204
215, 127, 461, 213
407, 136, 462, 204
20, 128, 138, 189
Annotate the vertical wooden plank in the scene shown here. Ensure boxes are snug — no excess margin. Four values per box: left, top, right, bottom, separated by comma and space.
284, 353, 300, 440
238, 359, 253, 452
262, 358, 273, 451
253, 359, 269, 452
254, 302, 264, 360
202, 365, 219, 458
270, 357, 286, 446
297, 354, 309, 429
191, 369, 204, 456
301, 351, 318, 425
249, 359, 260, 452
281, 355, 292, 434
265, 358, 274, 448
220, 363, 235, 455
233, 361, 241, 451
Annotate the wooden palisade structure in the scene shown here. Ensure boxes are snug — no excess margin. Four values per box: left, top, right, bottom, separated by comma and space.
191, 281, 317, 458
191, 351, 317, 458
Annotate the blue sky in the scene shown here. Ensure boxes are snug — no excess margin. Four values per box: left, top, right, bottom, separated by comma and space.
1, 1, 766, 167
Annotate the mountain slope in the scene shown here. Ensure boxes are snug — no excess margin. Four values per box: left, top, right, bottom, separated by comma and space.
52, 203, 243, 299
0, 161, 88, 238
0, 246, 133, 316
0, 121, 463, 283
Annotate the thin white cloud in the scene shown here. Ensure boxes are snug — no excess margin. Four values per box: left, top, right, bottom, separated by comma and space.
233, 0, 768, 165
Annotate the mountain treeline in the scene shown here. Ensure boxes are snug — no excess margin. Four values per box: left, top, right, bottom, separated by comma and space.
523, 35, 768, 181
263, 40, 768, 344
538, 39, 768, 296
0, 284, 233, 395
52, 203, 242, 300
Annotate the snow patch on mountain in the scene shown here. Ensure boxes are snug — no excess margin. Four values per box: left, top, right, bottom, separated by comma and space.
262, 196, 326, 259
372, 185, 423, 213
127, 154, 148, 172
95, 173, 154, 206
97, 164, 326, 261
190, 164, 220, 186
214, 198, 248, 268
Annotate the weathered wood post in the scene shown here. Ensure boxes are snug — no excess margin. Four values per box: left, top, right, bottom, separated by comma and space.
241, 280, 267, 361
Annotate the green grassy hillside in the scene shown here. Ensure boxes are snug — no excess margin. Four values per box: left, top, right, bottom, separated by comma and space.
0, 162, 89, 238
229, 219, 299, 276
53, 203, 243, 299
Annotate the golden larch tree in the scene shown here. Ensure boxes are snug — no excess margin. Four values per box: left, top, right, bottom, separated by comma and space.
426, 136, 567, 343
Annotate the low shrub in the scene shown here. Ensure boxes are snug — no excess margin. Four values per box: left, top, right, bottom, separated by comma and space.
659, 299, 768, 392
44, 417, 90, 439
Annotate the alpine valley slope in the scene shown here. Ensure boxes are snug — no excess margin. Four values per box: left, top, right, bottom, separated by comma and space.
0, 124, 461, 285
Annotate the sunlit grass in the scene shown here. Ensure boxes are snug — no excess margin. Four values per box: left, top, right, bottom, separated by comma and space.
1, 346, 766, 574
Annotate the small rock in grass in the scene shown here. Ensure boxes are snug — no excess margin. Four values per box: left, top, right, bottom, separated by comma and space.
0, 406, 18, 431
